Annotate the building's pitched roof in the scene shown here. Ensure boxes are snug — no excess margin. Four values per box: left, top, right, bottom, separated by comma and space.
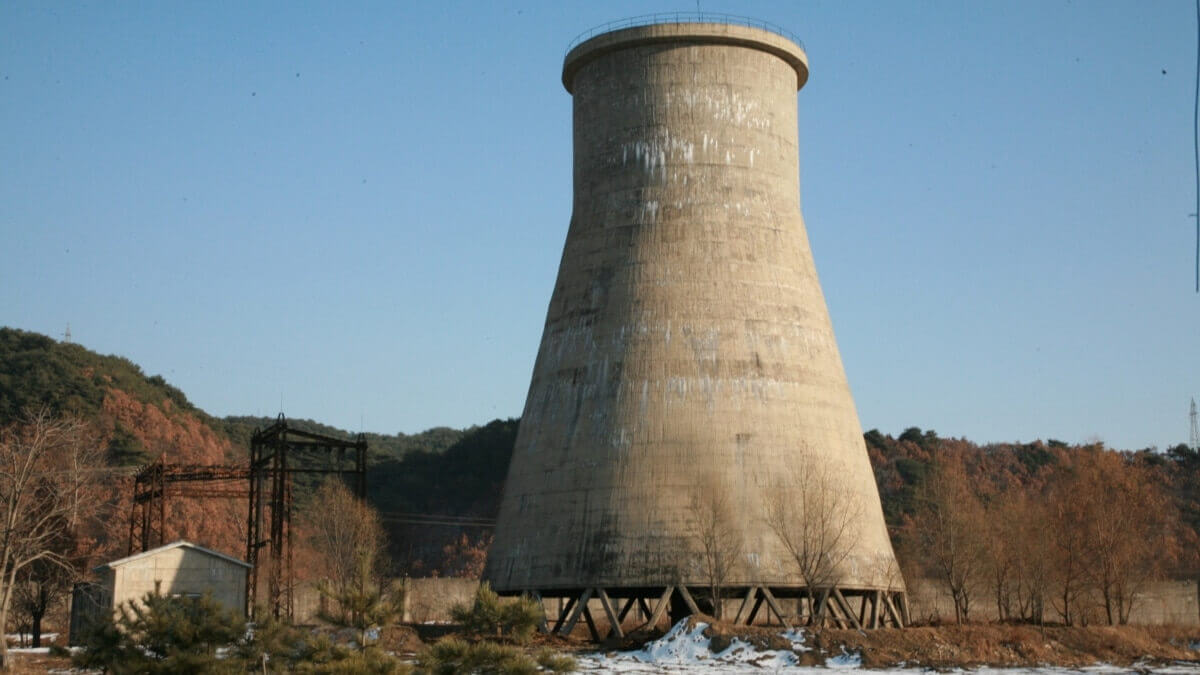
94, 540, 252, 572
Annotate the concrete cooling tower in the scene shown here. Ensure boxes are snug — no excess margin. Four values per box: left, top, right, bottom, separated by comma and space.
483, 18, 907, 636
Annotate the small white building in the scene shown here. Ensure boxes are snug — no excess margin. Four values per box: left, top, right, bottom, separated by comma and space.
71, 541, 251, 643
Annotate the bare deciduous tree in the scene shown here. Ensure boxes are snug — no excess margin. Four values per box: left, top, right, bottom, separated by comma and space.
0, 409, 101, 669
299, 479, 388, 625
983, 494, 1021, 622
891, 437, 1189, 628
764, 449, 861, 624
687, 475, 743, 618
12, 558, 72, 647
910, 453, 985, 624
1069, 451, 1172, 625
439, 533, 492, 579
1044, 476, 1091, 625
1009, 495, 1052, 624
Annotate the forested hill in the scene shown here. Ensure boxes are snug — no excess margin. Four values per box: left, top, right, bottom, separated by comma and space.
864, 425, 1200, 531
0, 327, 474, 467
220, 415, 465, 464
4, 325, 1197, 579
0, 327, 517, 568
0, 327, 227, 467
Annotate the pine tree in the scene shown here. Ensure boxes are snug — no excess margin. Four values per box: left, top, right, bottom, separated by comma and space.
317, 548, 403, 650
75, 592, 404, 674
73, 592, 246, 674
449, 582, 543, 644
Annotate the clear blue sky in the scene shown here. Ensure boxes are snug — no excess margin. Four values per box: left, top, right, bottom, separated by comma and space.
2, 1, 1197, 451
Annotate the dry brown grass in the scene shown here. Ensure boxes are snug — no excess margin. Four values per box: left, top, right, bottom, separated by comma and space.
809, 623, 1200, 669
4, 651, 73, 674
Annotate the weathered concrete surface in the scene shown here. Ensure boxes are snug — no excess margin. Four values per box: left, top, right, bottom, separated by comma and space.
402, 578, 481, 624
484, 23, 902, 593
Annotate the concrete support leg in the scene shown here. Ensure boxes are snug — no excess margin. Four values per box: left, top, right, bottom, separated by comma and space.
596, 587, 624, 639
644, 586, 674, 631
557, 588, 592, 637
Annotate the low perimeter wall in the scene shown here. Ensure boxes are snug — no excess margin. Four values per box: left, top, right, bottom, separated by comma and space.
292, 577, 480, 624
908, 578, 1199, 626
401, 578, 480, 623
295, 577, 1199, 626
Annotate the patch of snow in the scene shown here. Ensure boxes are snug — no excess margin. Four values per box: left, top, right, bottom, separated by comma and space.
577, 655, 1200, 673
7, 647, 49, 654
1085, 664, 1192, 674
780, 627, 809, 652
826, 646, 862, 668
578, 619, 812, 672
711, 637, 798, 668
628, 619, 713, 665
575, 620, 1200, 673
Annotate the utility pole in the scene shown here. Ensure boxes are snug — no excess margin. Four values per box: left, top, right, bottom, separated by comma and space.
1190, 398, 1199, 451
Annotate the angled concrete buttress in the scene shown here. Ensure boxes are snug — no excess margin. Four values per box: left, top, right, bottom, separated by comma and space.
483, 20, 907, 636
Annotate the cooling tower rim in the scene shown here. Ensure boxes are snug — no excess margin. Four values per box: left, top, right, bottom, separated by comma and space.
563, 20, 809, 94
565, 12, 805, 55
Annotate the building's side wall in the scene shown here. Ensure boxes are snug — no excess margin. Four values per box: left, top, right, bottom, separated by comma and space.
111, 548, 247, 616
104, 562, 120, 610
67, 581, 113, 646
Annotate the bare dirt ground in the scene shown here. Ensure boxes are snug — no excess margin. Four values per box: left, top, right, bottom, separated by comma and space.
708, 617, 1200, 669
4, 652, 72, 674
415, 615, 1200, 669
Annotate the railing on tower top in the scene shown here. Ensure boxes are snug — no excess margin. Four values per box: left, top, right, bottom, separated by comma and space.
565, 12, 805, 56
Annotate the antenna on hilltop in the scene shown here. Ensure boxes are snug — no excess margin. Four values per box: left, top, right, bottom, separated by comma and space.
62, 323, 71, 343
1191, 398, 1199, 451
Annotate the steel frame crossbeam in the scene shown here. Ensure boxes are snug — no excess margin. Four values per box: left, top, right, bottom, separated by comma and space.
127, 458, 249, 555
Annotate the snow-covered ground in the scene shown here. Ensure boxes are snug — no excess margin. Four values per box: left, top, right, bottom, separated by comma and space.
6, 647, 50, 654
3, 631, 59, 655
5, 632, 58, 639
574, 620, 1200, 673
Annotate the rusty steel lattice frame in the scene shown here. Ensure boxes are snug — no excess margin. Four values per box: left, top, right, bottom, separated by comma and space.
124, 415, 368, 622
128, 457, 250, 555
247, 415, 367, 621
